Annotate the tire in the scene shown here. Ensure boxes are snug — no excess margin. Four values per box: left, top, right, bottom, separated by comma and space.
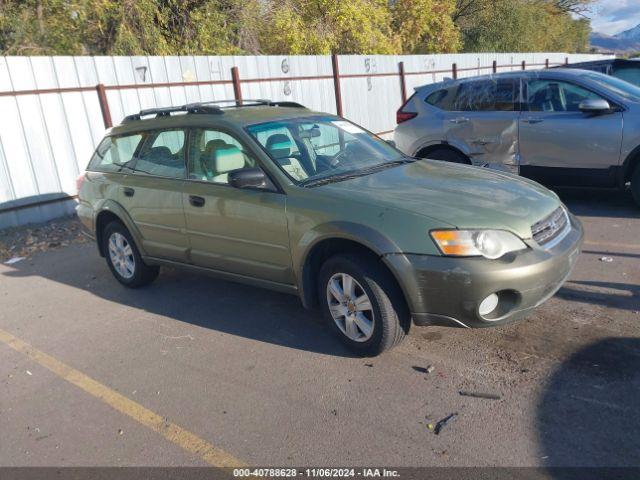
631, 164, 640, 207
420, 147, 468, 164
102, 221, 159, 288
318, 253, 410, 356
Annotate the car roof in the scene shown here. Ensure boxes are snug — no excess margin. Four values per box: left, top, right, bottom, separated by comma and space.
416, 67, 607, 92
109, 103, 327, 136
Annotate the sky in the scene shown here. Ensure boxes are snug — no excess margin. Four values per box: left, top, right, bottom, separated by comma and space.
590, 0, 640, 36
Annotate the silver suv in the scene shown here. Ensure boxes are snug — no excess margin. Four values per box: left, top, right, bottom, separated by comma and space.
394, 68, 640, 206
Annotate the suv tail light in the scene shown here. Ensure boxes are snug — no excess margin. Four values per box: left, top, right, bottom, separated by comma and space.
76, 173, 86, 193
396, 94, 417, 124
396, 110, 417, 124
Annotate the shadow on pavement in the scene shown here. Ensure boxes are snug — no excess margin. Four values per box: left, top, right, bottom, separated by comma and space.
1, 245, 358, 358
555, 188, 639, 219
556, 280, 640, 313
537, 337, 640, 470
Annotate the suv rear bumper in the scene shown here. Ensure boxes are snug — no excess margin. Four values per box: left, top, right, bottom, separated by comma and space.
384, 214, 583, 328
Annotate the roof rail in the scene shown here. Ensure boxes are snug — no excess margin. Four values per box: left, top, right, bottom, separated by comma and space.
121, 99, 307, 124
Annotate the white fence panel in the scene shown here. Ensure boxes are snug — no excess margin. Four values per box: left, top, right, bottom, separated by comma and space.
0, 52, 612, 228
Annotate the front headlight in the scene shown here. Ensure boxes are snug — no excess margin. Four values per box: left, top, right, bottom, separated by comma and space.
430, 229, 527, 259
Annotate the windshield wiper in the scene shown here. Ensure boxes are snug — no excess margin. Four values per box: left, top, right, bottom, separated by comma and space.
301, 158, 415, 187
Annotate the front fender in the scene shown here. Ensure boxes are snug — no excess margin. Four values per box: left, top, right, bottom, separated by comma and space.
293, 221, 403, 309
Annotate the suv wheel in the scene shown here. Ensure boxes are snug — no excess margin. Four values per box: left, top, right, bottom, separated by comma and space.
421, 147, 468, 164
103, 221, 159, 288
318, 254, 409, 356
631, 164, 640, 207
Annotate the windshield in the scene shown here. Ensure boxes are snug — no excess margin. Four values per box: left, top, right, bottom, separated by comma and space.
583, 71, 640, 102
247, 116, 406, 185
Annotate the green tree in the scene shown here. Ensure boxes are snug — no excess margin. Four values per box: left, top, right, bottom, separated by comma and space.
458, 0, 590, 53
259, 0, 400, 54
392, 0, 461, 53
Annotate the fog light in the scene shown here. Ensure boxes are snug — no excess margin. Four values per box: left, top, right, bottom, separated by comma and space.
479, 293, 499, 316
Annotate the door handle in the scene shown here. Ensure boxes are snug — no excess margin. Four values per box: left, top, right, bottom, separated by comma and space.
189, 195, 205, 207
522, 117, 544, 124
449, 117, 469, 124
123, 187, 135, 197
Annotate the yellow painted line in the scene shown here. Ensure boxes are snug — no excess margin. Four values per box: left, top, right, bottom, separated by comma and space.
0, 328, 244, 467
584, 240, 640, 251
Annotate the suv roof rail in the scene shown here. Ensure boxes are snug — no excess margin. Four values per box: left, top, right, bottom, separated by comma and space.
121, 99, 307, 124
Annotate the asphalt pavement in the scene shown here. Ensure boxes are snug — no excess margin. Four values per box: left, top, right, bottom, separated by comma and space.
0, 189, 638, 468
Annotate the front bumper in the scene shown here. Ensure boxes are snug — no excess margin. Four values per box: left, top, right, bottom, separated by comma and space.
384, 214, 583, 328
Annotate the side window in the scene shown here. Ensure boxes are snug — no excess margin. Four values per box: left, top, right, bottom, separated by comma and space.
187, 128, 257, 184
612, 66, 640, 87
425, 86, 458, 111
88, 134, 142, 172
134, 130, 186, 178
453, 79, 518, 112
526, 80, 602, 112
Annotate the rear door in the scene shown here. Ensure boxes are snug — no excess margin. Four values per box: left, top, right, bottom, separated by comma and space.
182, 127, 292, 285
443, 77, 521, 173
119, 129, 189, 261
518, 78, 623, 187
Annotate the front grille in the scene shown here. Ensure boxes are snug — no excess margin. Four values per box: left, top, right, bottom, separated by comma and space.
531, 207, 570, 247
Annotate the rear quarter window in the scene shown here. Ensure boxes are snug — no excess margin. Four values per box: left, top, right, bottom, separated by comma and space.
425, 87, 457, 111
88, 134, 142, 172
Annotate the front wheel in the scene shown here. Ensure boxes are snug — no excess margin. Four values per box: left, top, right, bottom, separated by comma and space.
103, 221, 159, 288
631, 164, 640, 207
318, 254, 410, 356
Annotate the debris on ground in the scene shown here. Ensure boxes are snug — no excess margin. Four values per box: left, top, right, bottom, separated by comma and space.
364, 363, 373, 368
426, 423, 435, 431
459, 390, 501, 400
412, 365, 435, 374
434, 413, 458, 435
599, 256, 613, 263
0, 216, 89, 262
25, 370, 32, 376
4, 256, 25, 265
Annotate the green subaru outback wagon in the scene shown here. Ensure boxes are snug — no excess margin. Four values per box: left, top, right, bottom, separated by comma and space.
77, 100, 583, 355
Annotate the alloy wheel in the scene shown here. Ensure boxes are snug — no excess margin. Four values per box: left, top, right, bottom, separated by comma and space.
108, 232, 135, 279
326, 272, 374, 342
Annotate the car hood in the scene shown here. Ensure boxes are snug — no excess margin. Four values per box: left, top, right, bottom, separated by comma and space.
315, 160, 561, 239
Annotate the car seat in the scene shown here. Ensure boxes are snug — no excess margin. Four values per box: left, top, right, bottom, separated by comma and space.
211, 145, 246, 183
265, 134, 308, 181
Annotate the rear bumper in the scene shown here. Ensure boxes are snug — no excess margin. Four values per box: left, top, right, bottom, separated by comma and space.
384, 214, 583, 328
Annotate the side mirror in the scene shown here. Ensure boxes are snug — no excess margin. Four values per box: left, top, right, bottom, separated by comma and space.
579, 98, 611, 114
228, 168, 270, 189
386, 139, 397, 148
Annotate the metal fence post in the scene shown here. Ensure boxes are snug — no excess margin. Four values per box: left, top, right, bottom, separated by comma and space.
545, 58, 549, 69
231, 66, 243, 105
565, 57, 569, 66
96, 83, 112, 128
452, 63, 457, 80
331, 54, 343, 117
521, 60, 526, 70
492, 60, 497, 74
398, 61, 407, 103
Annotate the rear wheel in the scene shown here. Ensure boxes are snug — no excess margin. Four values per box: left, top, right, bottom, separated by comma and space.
318, 254, 409, 356
419, 147, 468, 164
103, 221, 159, 288
631, 164, 640, 207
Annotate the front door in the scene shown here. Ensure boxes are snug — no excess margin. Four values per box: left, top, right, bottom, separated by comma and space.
120, 129, 189, 261
443, 77, 521, 173
518, 78, 623, 187
182, 127, 292, 285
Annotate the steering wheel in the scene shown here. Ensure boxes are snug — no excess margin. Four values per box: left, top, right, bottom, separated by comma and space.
330, 149, 349, 168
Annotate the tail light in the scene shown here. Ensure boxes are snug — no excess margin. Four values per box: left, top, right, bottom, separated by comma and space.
396, 110, 417, 124
76, 173, 86, 193
396, 93, 418, 124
